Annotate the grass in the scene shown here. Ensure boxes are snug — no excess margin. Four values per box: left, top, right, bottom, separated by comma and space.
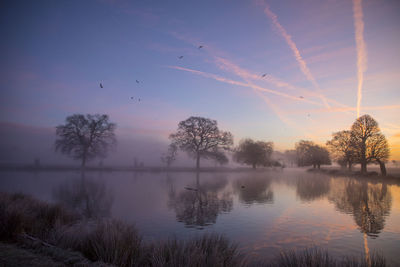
265, 248, 386, 267
147, 234, 246, 267
0, 192, 79, 241
50, 219, 142, 266
0, 192, 388, 267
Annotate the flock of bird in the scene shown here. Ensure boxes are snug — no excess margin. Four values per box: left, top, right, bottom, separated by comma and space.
98, 45, 207, 104
98, 44, 307, 110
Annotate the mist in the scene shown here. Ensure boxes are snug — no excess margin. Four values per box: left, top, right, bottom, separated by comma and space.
1, 0, 399, 266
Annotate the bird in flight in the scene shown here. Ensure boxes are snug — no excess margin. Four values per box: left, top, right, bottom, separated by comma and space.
178, 56, 184, 59
184, 187, 198, 191
136, 80, 140, 84
261, 73, 267, 78
299, 96, 304, 99
198, 45, 203, 49
99, 83, 103, 88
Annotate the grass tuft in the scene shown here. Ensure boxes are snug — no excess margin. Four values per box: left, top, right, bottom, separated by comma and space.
0, 192, 388, 267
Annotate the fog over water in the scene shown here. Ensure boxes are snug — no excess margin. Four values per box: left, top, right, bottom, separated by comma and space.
1, 169, 399, 265
0, 121, 197, 167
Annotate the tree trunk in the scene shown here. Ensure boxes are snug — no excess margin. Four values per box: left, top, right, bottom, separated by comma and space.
361, 161, 367, 174
317, 164, 321, 169
377, 160, 387, 176
361, 140, 367, 174
348, 161, 352, 171
196, 153, 200, 170
252, 163, 256, 169
313, 164, 316, 168
81, 154, 87, 168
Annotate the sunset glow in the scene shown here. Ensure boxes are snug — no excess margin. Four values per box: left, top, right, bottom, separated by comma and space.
1, 0, 399, 160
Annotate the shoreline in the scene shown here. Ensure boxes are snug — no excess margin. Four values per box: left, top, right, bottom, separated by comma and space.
0, 191, 387, 267
308, 167, 400, 183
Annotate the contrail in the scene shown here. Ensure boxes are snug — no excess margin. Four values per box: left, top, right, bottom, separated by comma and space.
169, 31, 352, 110
264, 4, 330, 108
288, 104, 400, 115
215, 56, 352, 110
169, 65, 321, 133
168, 65, 323, 106
353, 0, 367, 118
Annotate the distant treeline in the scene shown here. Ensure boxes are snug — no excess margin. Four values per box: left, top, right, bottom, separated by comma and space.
53, 113, 390, 175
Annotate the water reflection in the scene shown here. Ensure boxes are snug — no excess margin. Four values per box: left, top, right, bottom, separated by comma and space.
168, 173, 233, 229
328, 179, 392, 237
296, 175, 330, 202
234, 175, 273, 205
52, 173, 114, 218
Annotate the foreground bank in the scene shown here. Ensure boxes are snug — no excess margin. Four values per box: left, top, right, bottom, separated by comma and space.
0, 192, 386, 267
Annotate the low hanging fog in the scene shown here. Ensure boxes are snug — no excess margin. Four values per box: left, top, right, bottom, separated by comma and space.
0, 121, 238, 167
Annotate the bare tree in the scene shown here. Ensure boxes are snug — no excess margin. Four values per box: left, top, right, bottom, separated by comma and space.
169, 116, 233, 170
326, 130, 356, 170
55, 114, 116, 168
367, 133, 390, 176
284, 149, 297, 167
295, 140, 331, 169
211, 151, 229, 167
350, 114, 385, 174
161, 143, 178, 168
234, 139, 273, 169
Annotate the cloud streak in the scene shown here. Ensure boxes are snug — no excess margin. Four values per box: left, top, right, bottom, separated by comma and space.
214, 56, 352, 110
284, 104, 400, 115
263, 4, 330, 108
352, 0, 367, 118
168, 65, 323, 106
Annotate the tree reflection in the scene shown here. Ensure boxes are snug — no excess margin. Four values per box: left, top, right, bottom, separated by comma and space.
328, 179, 391, 237
53, 173, 114, 218
296, 175, 330, 202
168, 173, 232, 229
234, 175, 273, 205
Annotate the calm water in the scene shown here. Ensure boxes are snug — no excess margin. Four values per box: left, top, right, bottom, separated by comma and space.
1, 169, 399, 265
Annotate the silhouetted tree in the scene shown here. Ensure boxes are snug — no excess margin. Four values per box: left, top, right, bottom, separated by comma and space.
367, 133, 390, 176
55, 114, 116, 168
34, 157, 41, 168
169, 117, 233, 170
284, 149, 297, 167
161, 143, 178, 168
326, 130, 356, 170
296, 140, 331, 169
212, 151, 229, 166
234, 139, 273, 169
350, 115, 382, 174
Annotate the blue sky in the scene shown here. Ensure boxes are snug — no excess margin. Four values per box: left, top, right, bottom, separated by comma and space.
1, 0, 400, 158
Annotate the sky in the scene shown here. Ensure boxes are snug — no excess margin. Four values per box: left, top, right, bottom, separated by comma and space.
1, 0, 400, 162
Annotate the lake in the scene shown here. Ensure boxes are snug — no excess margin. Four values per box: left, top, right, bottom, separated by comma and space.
1, 168, 399, 265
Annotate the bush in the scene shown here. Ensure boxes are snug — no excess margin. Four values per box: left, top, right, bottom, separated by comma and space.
50, 219, 142, 266
0, 192, 79, 241
148, 234, 246, 267
266, 248, 386, 267
0, 192, 387, 267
